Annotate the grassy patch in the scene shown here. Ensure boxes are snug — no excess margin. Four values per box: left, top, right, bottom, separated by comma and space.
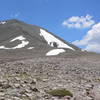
47, 89, 73, 97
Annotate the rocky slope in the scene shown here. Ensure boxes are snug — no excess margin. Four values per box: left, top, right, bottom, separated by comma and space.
0, 19, 100, 100
0, 52, 100, 100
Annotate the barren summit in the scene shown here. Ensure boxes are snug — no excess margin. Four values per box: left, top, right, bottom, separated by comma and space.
0, 19, 81, 57
0, 19, 100, 100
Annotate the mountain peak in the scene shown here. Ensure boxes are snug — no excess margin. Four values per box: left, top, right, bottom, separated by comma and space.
0, 19, 81, 56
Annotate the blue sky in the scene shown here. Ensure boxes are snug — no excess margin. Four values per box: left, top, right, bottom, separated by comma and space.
0, 0, 100, 52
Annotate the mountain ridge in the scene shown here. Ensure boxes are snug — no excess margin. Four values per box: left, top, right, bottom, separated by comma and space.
0, 19, 81, 57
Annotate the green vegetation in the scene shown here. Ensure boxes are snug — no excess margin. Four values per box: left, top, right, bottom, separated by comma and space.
47, 89, 73, 97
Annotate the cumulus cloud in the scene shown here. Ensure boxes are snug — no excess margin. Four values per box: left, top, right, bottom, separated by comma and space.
62, 14, 95, 29
72, 22, 100, 53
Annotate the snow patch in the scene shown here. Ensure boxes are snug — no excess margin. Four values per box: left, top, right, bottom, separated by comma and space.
10, 35, 29, 49
0, 21, 6, 24
46, 49, 65, 56
0, 46, 10, 49
27, 47, 34, 49
0, 35, 29, 49
11, 41, 29, 49
10, 36, 26, 42
40, 29, 75, 50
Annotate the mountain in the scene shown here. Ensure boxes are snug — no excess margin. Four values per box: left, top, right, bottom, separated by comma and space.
0, 19, 81, 58
0, 19, 100, 100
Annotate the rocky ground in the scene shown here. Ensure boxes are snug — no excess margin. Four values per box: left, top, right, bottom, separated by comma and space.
0, 52, 100, 100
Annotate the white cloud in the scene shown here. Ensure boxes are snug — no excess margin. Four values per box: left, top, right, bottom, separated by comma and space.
62, 14, 95, 29
72, 22, 100, 53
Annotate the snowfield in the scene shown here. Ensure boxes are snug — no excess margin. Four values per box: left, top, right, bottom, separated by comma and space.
0, 35, 29, 49
27, 47, 34, 49
10, 35, 26, 42
40, 29, 75, 50
46, 49, 66, 56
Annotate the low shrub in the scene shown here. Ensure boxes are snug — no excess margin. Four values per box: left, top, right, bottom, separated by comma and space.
47, 89, 73, 97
